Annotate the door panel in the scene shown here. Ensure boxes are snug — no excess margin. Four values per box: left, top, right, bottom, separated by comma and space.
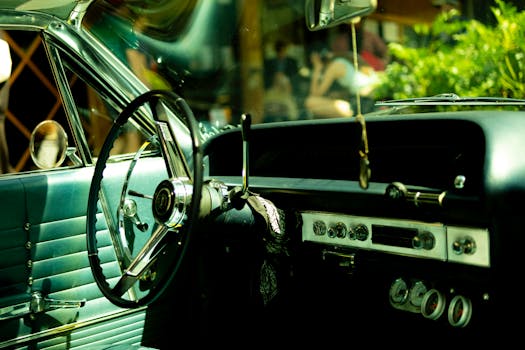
0, 178, 28, 299
0, 159, 165, 349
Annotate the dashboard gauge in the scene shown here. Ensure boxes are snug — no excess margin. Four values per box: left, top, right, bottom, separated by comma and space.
421, 289, 446, 320
389, 278, 409, 305
448, 295, 472, 327
409, 281, 428, 308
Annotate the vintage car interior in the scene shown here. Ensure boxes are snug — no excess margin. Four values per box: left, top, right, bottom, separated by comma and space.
1, 0, 524, 348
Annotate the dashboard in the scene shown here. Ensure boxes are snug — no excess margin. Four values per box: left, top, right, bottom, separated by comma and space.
201, 110, 525, 340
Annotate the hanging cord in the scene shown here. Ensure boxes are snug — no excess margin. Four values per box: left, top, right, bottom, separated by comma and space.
350, 19, 371, 189
351, 21, 362, 117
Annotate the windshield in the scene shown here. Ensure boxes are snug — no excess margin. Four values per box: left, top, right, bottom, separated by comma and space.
83, 0, 525, 126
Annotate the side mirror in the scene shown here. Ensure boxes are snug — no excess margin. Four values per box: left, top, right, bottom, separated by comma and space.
30, 120, 68, 169
305, 0, 377, 31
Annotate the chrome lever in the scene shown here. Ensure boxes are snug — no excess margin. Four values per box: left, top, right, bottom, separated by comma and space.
240, 113, 251, 195
30, 291, 86, 313
229, 113, 252, 208
0, 291, 86, 321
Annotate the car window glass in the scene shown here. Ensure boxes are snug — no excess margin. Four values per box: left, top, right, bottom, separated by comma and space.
65, 67, 145, 159
0, 29, 75, 175
81, 1, 380, 127
82, 1, 525, 132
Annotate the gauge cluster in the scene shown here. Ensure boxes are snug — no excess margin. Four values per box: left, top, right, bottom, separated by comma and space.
301, 211, 490, 267
388, 277, 475, 328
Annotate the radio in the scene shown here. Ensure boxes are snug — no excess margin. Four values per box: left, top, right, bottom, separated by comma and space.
301, 211, 490, 267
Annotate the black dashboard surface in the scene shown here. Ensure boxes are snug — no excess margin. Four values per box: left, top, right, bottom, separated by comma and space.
204, 110, 525, 253
206, 112, 491, 195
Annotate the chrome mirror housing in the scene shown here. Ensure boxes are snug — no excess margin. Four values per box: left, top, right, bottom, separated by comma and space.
305, 0, 377, 31
30, 120, 68, 169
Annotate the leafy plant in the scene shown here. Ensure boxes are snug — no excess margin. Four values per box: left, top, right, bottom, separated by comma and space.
375, 0, 525, 100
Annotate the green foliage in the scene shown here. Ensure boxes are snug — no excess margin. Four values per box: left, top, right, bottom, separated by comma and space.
375, 0, 525, 100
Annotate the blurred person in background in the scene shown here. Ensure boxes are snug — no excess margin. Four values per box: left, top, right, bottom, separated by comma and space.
263, 71, 299, 122
305, 27, 379, 118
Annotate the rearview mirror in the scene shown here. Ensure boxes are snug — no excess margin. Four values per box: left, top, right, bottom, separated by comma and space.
305, 0, 377, 31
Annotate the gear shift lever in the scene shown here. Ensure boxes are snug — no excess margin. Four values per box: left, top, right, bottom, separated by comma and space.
229, 113, 252, 208
240, 113, 251, 195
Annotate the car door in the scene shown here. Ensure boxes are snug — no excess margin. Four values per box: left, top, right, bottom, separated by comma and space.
0, 26, 161, 349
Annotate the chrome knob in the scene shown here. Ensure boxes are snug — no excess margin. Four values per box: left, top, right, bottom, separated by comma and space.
351, 224, 368, 241
313, 220, 327, 236
452, 236, 476, 255
412, 231, 435, 250
328, 222, 347, 238
335, 222, 347, 238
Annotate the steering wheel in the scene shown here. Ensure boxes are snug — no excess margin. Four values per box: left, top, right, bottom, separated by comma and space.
86, 90, 203, 308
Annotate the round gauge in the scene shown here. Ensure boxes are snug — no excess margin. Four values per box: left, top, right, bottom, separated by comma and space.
448, 295, 472, 327
409, 281, 428, 308
421, 289, 446, 320
389, 278, 409, 305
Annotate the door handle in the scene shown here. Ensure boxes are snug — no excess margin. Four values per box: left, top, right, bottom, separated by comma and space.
0, 291, 86, 321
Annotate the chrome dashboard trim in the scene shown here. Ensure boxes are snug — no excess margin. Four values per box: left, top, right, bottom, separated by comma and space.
301, 211, 490, 267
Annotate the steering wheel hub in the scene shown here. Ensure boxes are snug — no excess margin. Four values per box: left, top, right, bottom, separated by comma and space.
153, 179, 190, 227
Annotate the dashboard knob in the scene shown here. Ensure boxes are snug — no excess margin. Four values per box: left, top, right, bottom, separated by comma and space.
385, 182, 407, 200
313, 220, 327, 236
452, 236, 476, 255
328, 222, 347, 238
412, 231, 435, 250
351, 224, 369, 241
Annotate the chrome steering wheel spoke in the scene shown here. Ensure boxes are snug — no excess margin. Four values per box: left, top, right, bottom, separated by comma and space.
86, 90, 203, 308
